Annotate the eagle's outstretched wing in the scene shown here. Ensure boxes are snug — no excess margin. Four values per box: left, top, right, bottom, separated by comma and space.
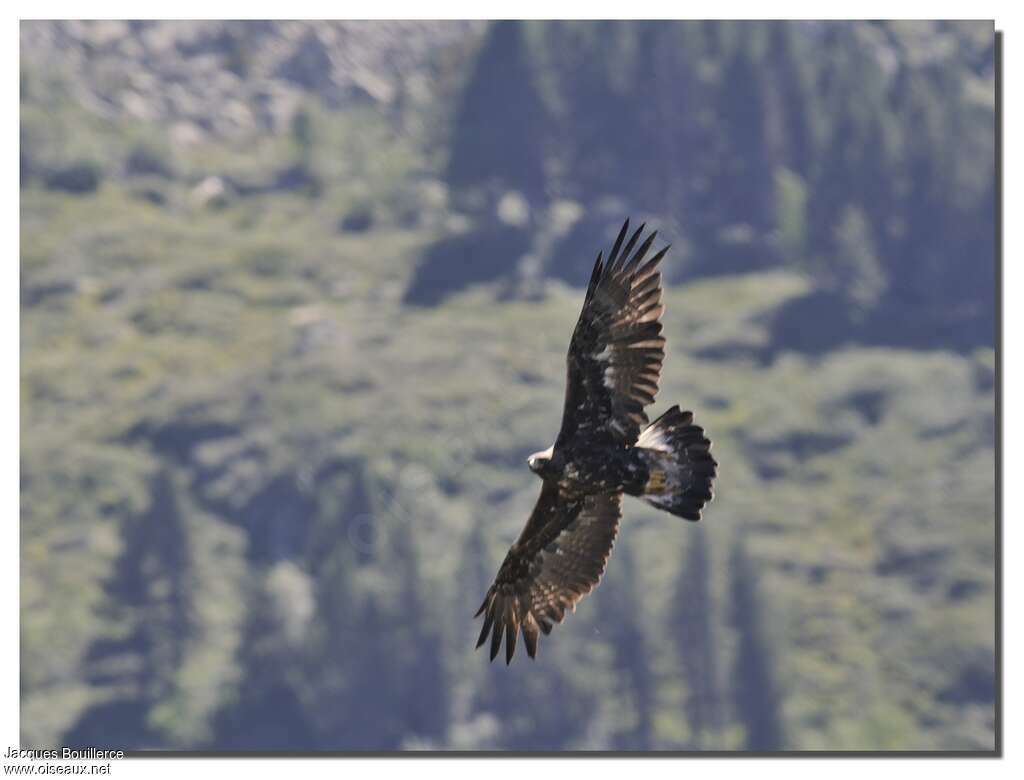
475, 483, 622, 663
557, 220, 669, 447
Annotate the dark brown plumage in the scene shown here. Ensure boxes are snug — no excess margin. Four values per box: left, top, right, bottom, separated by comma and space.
475, 220, 717, 663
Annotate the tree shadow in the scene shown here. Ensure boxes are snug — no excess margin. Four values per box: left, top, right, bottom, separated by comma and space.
403, 224, 531, 307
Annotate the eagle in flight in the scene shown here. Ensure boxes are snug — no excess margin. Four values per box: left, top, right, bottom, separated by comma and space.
475, 220, 718, 663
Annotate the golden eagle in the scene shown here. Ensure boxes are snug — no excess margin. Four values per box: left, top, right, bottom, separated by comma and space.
475, 220, 717, 663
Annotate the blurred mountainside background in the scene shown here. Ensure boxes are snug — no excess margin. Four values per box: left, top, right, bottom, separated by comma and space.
20, 20, 995, 751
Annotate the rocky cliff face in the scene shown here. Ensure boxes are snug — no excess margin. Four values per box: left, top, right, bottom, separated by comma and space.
21, 20, 484, 140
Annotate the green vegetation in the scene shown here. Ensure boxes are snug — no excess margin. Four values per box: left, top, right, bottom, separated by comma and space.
21, 20, 995, 751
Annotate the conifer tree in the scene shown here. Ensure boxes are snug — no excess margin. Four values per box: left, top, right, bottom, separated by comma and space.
729, 538, 785, 750
673, 528, 723, 748
446, 21, 548, 204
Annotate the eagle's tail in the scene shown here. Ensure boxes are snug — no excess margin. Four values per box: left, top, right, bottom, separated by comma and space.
635, 405, 717, 521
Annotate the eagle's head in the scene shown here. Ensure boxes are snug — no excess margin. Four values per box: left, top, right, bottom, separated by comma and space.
527, 446, 556, 477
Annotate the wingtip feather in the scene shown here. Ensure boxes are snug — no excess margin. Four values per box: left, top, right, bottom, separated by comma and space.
607, 219, 630, 267
489, 617, 504, 662
475, 602, 495, 649
628, 231, 658, 271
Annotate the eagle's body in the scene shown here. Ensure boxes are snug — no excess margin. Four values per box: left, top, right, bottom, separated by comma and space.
531, 442, 648, 498
475, 220, 718, 663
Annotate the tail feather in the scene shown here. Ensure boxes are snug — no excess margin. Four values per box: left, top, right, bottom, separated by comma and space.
636, 405, 717, 521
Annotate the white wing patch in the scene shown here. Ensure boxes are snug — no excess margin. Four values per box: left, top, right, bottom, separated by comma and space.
603, 365, 616, 391
637, 420, 671, 452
